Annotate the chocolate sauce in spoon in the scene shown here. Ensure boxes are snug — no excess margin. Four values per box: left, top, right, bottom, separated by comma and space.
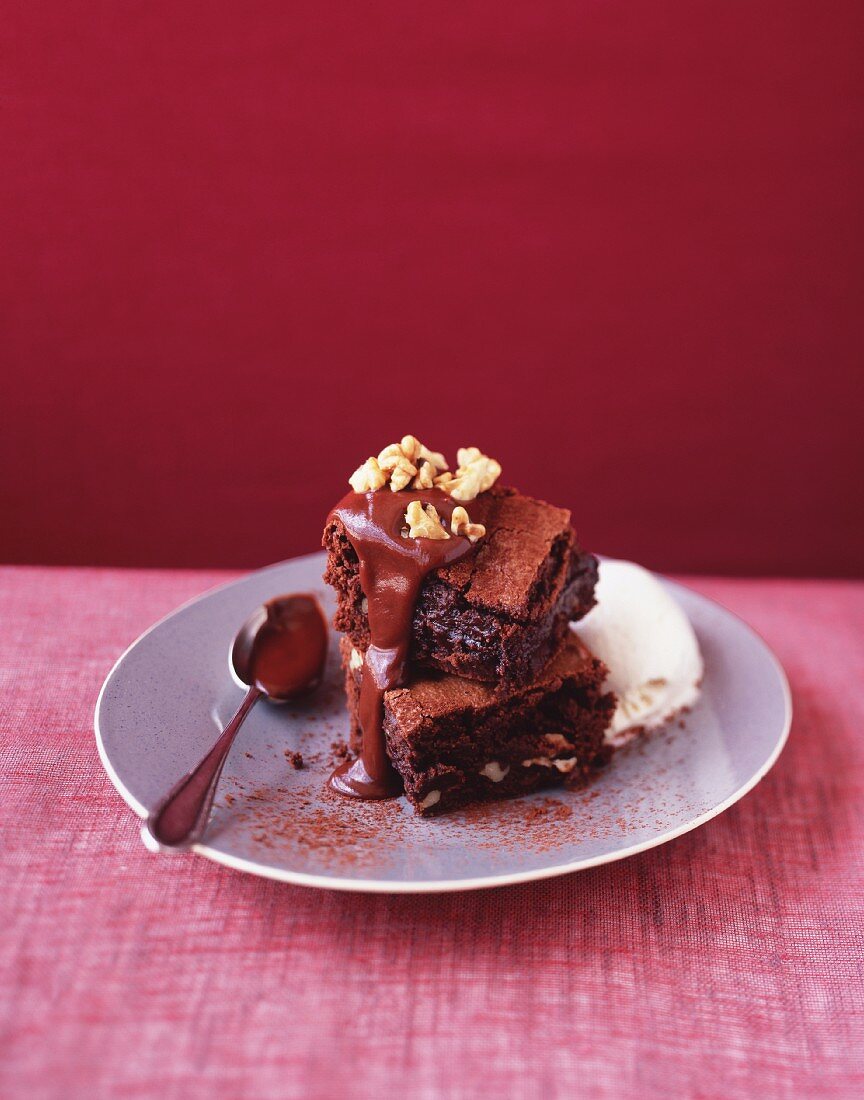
147, 593, 328, 847
328, 489, 476, 799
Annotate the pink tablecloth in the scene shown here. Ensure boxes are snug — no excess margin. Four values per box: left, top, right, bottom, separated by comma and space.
2, 566, 862, 1098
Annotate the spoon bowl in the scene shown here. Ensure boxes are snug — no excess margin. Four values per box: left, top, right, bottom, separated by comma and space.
231, 594, 328, 700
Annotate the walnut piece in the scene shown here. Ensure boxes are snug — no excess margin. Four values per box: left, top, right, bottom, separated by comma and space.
434, 446, 501, 501
480, 761, 510, 783
412, 461, 436, 490
349, 647, 364, 671
419, 790, 441, 810
376, 442, 409, 469
388, 457, 417, 492
404, 500, 450, 540
521, 733, 578, 772
377, 436, 450, 492
521, 756, 579, 773
348, 456, 387, 493
450, 505, 485, 542
399, 434, 448, 472
347, 435, 500, 497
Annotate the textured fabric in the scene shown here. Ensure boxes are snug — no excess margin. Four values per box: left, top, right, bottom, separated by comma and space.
1, 566, 862, 1099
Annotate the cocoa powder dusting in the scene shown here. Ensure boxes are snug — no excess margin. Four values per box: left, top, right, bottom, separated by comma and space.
206, 720, 699, 872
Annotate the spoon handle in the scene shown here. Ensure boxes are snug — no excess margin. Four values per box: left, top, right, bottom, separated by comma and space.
146, 685, 262, 848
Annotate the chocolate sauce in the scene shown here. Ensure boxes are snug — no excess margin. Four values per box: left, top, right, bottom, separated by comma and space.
148, 593, 328, 847
233, 593, 329, 700
327, 489, 475, 800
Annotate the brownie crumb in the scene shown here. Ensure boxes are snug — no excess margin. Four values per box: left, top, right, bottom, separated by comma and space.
330, 738, 350, 761
285, 750, 304, 769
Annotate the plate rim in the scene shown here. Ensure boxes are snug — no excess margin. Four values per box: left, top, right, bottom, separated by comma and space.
94, 554, 793, 894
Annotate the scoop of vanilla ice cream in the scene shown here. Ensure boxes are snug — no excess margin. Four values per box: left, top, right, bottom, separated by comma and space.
572, 559, 703, 745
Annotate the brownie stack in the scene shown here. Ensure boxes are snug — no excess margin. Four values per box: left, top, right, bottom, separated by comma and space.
324, 485, 615, 814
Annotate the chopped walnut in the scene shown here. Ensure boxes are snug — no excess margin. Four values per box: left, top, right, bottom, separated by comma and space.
435, 447, 501, 501
450, 505, 485, 542
480, 761, 510, 783
348, 456, 387, 493
377, 444, 415, 473
388, 458, 417, 492
372, 435, 450, 492
399, 435, 448, 472
419, 789, 441, 810
347, 435, 499, 497
405, 500, 450, 540
457, 447, 482, 467
411, 461, 436, 490
521, 756, 579, 773
521, 734, 578, 772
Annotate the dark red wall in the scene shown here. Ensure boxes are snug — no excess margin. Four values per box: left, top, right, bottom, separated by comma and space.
3, 2, 862, 575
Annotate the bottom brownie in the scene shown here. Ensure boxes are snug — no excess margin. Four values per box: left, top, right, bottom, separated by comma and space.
340, 635, 615, 815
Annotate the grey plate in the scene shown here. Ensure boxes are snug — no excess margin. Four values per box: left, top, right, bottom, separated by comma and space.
95, 552, 791, 893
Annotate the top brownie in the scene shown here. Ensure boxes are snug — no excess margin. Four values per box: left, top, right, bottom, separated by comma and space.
323, 485, 598, 683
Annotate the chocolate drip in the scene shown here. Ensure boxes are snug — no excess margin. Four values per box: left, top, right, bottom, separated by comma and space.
328, 489, 475, 799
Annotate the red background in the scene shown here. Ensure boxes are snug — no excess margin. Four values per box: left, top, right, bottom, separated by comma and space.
2, 1, 862, 575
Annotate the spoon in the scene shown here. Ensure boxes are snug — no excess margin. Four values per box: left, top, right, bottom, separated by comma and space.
146, 593, 328, 849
